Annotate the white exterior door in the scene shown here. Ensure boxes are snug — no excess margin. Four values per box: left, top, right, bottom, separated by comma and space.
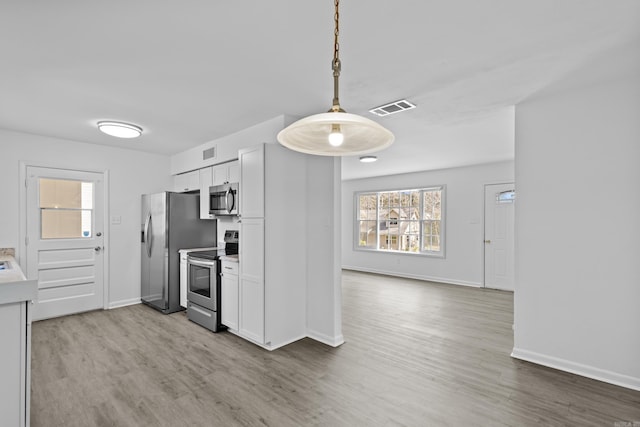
484, 183, 515, 291
26, 166, 105, 321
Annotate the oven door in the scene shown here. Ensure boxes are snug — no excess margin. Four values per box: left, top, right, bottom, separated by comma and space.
186, 257, 217, 311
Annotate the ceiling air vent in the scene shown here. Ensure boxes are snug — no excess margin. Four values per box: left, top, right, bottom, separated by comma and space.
203, 146, 216, 160
369, 99, 416, 117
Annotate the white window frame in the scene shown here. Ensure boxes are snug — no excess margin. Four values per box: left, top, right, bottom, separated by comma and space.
354, 186, 446, 257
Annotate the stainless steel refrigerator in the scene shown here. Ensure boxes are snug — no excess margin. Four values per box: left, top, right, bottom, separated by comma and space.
141, 192, 216, 314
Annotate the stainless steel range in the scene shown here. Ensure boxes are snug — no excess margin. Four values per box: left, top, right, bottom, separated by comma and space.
186, 230, 238, 332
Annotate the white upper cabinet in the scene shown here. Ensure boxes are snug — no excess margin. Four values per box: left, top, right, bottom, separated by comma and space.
238, 145, 264, 218
199, 167, 214, 220
212, 160, 240, 186
173, 170, 200, 193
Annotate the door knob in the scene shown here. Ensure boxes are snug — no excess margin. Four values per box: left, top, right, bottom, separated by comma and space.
94, 246, 102, 252
96, 232, 102, 237
484, 240, 491, 244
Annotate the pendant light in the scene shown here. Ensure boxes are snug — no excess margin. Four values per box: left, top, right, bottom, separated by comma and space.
277, 0, 394, 156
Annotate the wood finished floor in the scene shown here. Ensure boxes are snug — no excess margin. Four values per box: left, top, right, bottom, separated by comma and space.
31, 270, 640, 426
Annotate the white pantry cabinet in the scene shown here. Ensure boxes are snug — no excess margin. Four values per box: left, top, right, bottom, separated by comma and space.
173, 170, 200, 193
238, 146, 264, 218
212, 160, 240, 186
238, 218, 264, 342
236, 144, 307, 350
220, 258, 239, 331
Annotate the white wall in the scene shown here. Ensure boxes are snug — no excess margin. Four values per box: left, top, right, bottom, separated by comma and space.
513, 53, 640, 390
306, 156, 343, 346
342, 161, 514, 286
0, 129, 172, 308
170, 115, 295, 175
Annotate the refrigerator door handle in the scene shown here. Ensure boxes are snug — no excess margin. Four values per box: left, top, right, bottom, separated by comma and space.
144, 213, 152, 257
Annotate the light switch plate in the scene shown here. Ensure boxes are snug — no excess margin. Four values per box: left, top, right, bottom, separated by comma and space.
111, 216, 122, 225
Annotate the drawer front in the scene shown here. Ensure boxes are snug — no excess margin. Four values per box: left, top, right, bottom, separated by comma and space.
221, 261, 238, 275
187, 302, 220, 332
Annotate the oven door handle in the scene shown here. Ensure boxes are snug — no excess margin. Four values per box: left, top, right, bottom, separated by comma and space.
187, 258, 217, 268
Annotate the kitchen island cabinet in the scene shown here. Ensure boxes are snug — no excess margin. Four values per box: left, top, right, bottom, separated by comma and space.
0, 255, 37, 427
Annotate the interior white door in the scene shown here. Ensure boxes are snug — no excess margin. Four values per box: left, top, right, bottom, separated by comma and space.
484, 183, 515, 291
26, 166, 105, 321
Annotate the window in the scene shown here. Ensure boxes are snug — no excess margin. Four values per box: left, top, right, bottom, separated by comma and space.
40, 178, 94, 239
496, 190, 515, 204
355, 187, 444, 255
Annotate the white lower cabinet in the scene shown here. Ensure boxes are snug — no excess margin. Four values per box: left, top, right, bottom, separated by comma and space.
179, 250, 189, 308
0, 301, 30, 427
0, 273, 37, 427
220, 259, 238, 331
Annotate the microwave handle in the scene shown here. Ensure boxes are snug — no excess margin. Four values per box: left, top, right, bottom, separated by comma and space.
226, 187, 235, 214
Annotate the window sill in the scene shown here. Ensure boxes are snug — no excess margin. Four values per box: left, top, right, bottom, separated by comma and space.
353, 247, 445, 259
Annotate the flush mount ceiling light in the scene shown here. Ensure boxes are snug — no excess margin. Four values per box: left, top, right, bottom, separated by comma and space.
97, 121, 143, 138
359, 155, 377, 163
277, 0, 394, 156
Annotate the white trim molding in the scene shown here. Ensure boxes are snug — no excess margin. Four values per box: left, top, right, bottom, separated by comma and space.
342, 266, 483, 288
307, 329, 345, 348
108, 298, 141, 310
511, 347, 640, 392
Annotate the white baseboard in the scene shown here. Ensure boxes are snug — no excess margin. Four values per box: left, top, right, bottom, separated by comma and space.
342, 266, 482, 288
307, 329, 345, 347
108, 298, 141, 309
266, 334, 308, 351
511, 347, 640, 392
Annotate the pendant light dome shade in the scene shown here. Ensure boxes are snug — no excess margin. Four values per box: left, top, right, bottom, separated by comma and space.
277, 112, 394, 156
276, 0, 394, 156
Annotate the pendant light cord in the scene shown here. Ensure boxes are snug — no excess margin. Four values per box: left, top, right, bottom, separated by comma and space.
331, 0, 344, 112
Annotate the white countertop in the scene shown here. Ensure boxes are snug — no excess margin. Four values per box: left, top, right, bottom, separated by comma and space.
220, 255, 239, 262
0, 255, 38, 305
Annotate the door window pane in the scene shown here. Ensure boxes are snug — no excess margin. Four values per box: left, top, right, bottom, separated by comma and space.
40, 179, 93, 239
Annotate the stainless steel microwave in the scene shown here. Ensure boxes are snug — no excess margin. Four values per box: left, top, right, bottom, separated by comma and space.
209, 183, 238, 216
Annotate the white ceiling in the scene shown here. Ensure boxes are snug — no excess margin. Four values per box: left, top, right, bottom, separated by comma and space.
1, 1, 639, 180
